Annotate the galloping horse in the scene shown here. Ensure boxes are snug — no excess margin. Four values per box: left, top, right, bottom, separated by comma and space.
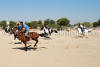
5, 26, 12, 34
10, 27, 18, 40
41, 26, 58, 38
11, 27, 40, 50
77, 27, 89, 37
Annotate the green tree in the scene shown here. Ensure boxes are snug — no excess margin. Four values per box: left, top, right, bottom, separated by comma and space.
82, 22, 93, 28
0, 20, 7, 29
37, 20, 43, 27
31, 21, 38, 28
44, 19, 50, 26
93, 22, 98, 27
74, 22, 80, 26
57, 18, 70, 27
26, 21, 38, 29
9, 21, 16, 28
25, 22, 31, 28
25, 20, 43, 29
93, 19, 100, 27
44, 19, 56, 28
97, 19, 100, 26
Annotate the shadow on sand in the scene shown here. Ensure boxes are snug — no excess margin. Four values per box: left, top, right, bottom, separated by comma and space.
9, 41, 35, 45
12, 47, 47, 51
14, 42, 22, 44
41, 37, 52, 40
9, 42, 22, 45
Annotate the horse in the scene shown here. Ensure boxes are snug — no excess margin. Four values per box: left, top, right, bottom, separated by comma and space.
5, 27, 12, 34
10, 27, 19, 40
77, 27, 89, 37
10, 27, 40, 51
40, 27, 58, 38
17, 31, 39, 48
11, 27, 50, 40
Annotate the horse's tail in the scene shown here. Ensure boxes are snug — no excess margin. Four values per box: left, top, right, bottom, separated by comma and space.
39, 33, 45, 37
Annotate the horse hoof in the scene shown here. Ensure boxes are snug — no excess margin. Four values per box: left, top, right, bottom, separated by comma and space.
28, 45, 31, 47
34, 45, 37, 47
25, 47, 28, 51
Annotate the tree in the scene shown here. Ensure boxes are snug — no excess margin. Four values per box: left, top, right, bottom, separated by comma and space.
25, 20, 43, 29
0, 20, 7, 29
9, 21, 16, 28
82, 22, 93, 28
93, 22, 98, 27
74, 22, 80, 26
37, 20, 43, 27
93, 19, 100, 27
26, 21, 38, 29
44, 19, 50, 26
31, 21, 38, 28
57, 18, 70, 27
44, 19, 56, 28
97, 19, 100, 26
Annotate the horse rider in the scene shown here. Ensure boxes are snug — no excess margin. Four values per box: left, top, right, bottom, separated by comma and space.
16, 22, 22, 31
81, 24, 86, 32
45, 25, 50, 29
77, 23, 82, 30
44, 25, 51, 35
19, 21, 30, 38
5, 25, 10, 33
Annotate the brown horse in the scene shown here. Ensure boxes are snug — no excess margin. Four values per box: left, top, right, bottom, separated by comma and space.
11, 27, 40, 50
18, 31, 39, 47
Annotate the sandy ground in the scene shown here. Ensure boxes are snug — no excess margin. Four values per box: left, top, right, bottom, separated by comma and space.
0, 29, 100, 67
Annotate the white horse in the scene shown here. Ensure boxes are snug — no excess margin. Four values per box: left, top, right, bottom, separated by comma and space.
41, 27, 51, 38
41, 27, 58, 38
5, 26, 12, 34
77, 28, 82, 37
77, 28, 89, 37
44, 27, 51, 34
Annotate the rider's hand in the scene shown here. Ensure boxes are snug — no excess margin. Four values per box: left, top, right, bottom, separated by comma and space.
22, 28, 26, 31
16, 30, 18, 32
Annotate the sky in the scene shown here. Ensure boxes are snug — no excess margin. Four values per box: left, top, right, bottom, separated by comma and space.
0, 0, 100, 24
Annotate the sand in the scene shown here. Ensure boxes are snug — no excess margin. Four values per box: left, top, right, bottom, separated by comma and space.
0, 29, 100, 67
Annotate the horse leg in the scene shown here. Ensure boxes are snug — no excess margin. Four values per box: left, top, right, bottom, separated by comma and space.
14, 34, 16, 40
23, 41, 28, 51
49, 30, 51, 35
34, 39, 38, 47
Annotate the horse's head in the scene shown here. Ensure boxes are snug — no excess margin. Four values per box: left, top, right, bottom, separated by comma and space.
10, 27, 17, 34
40, 27, 44, 30
53, 30, 58, 33
17, 30, 25, 36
